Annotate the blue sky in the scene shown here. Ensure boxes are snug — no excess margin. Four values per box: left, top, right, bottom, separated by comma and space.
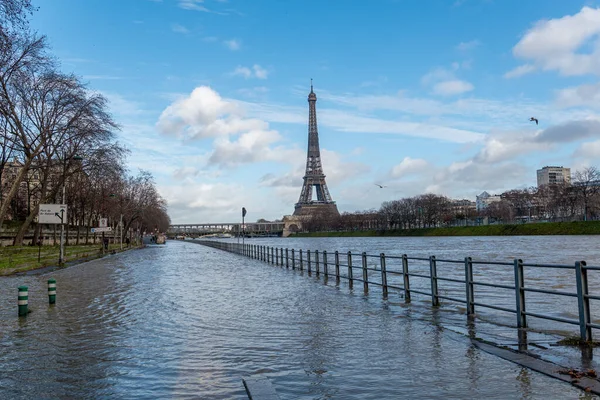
30, 0, 600, 223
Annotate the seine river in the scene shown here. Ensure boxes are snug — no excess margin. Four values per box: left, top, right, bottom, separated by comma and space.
0, 235, 597, 399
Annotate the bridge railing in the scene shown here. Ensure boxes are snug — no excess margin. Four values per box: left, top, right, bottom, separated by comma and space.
194, 240, 599, 342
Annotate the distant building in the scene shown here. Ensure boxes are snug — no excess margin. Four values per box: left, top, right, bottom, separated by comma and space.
476, 191, 501, 212
450, 199, 476, 215
537, 166, 571, 188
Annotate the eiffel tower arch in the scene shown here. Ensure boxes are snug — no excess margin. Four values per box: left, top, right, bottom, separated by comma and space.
293, 82, 340, 218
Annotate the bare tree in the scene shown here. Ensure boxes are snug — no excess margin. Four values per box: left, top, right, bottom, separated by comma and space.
572, 166, 600, 221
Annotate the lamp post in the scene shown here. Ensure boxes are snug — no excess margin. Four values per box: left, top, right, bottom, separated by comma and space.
59, 154, 82, 265
242, 207, 247, 246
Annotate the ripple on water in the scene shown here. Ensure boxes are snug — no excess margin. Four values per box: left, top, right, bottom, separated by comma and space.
0, 239, 595, 399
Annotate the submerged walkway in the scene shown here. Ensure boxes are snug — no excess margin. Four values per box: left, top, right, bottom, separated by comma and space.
0, 240, 596, 398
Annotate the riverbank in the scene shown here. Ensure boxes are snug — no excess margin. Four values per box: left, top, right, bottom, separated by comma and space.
293, 220, 600, 237
0, 244, 142, 276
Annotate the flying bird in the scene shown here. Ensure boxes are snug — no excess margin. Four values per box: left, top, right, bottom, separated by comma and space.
529, 117, 538, 125
374, 184, 387, 188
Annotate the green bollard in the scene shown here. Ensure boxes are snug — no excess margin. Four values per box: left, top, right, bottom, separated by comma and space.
48, 278, 56, 304
18, 286, 28, 316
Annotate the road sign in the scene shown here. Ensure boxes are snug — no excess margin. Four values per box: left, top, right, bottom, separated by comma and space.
38, 204, 67, 224
99, 218, 108, 228
91, 227, 112, 233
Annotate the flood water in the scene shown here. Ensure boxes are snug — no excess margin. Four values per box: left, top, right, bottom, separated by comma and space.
0, 236, 597, 399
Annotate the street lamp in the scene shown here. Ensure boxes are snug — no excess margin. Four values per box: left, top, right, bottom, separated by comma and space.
242, 207, 247, 246
59, 154, 83, 264
109, 193, 125, 250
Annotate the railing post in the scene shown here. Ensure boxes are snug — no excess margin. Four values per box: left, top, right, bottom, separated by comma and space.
271, 247, 275, 265
299, 249, 303, 271
575, 261, 592, 342
362, 252, 368, 293
347, 251, 354, 289
275, 247, 279, 266
514, 258, 527, 328
292, 249, 296, 270
286, 248, 289, 268
315, 250, 320, 276
402, 254, 411, 303
380, 253, 388, 298
307, 250, 312, 273
323, 251, 328, 277
335, 251, 340, 283
429, 256, 439, 306
465, 257, 474, 316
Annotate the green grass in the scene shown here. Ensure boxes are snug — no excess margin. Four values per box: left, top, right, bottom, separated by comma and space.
294, 221, 600, 237
0, 243, 131, 275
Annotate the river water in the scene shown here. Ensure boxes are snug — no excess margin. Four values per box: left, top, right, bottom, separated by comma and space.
0, 236, 597, 399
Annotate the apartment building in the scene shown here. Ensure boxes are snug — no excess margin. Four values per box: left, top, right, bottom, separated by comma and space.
476, 191, 502, 212
537, 166, 571, 187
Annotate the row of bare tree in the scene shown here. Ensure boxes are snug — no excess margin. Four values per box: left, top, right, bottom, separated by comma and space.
0, 1, 170, 244
300, 167, 600, 232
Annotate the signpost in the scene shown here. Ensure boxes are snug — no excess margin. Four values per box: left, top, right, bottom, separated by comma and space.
38, 204, 68, 264
91, 227, 112, 233
38, 204, 67, 224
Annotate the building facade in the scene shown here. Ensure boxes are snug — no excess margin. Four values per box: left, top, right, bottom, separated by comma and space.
476, 191, 501, 212
537, 166, 571, 187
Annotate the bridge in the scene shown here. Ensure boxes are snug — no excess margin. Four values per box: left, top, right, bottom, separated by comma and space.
168, 221, 286, 237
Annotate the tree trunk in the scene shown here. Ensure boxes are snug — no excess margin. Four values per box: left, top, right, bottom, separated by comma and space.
13, 202, 41, 245
0, 156, 36, 225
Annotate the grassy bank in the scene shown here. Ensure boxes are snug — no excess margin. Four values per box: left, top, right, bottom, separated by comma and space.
0, 244, 138, 276
294, 221, 600, 238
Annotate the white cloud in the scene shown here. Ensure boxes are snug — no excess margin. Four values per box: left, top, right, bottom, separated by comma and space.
509, 6, 600, 77
574, 139, 600, 159
237, 86, 269, 98
555, 82, 600, 109
240, 101, 485, 143
231, 64, 269, 79
231, 66, 252, 78
432, 80, 474, 96
208, 129, 282, 167
178, 0, 209, 12
422, 65, 474, 97
252, 65, 268, 79
391, 157, 429, 178
504, 64, 536, 79
157, 86, 264, 139
224, 39, 241, 50
456, 40, 480, 51
171, 23, 189, 34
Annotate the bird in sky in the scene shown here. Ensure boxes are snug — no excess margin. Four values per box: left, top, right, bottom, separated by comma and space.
374, 184, 387, 188
529, 117, 539, 125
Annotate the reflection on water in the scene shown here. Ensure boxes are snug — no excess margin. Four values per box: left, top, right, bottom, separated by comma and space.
0, 237, 594, 399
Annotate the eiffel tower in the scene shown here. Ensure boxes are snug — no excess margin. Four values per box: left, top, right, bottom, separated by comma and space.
293, 81, 340, 217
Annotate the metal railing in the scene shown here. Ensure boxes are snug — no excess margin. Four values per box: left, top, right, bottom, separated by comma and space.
196, 241, 599, 342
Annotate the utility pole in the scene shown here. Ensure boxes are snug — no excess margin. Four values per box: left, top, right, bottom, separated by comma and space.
59, 180, 66, 264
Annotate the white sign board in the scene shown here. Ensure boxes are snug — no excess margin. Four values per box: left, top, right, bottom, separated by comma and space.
38, 204, 67, 224
91, 227, 112, 233
99, 218, 108, 228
